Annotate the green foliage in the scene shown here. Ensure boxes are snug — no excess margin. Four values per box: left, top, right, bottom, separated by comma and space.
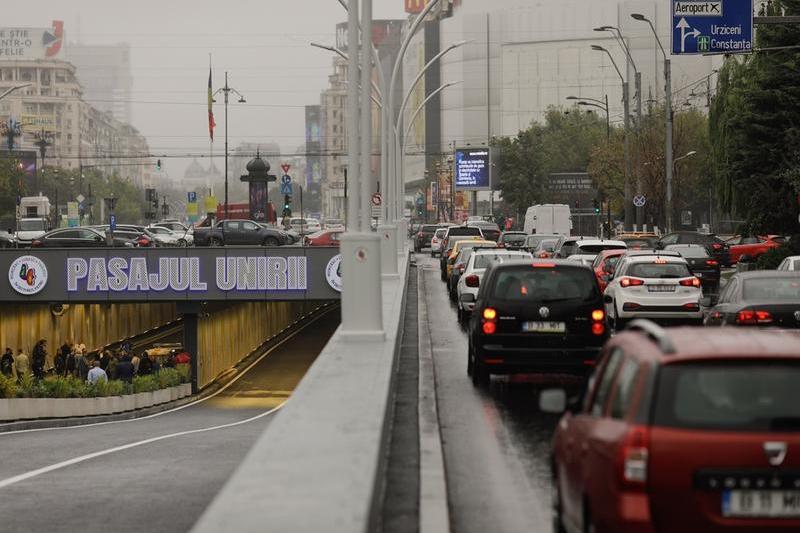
709, 0, 800, 233
0, 368, 189, 399
176, 364, 191, 384
156, 368, 182, 389
132, 374, 159, 394
0, 374, 16, 399
756, 234, 800, 270
0, 156, 25, 220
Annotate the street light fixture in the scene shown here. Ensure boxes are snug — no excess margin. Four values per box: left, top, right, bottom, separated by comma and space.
213, 72, 246, 221
309, 43, 384, 107
567, 96, 610, 139
632, 12, 674, 232
0, 83, 32, 102
401, 81, 462, 170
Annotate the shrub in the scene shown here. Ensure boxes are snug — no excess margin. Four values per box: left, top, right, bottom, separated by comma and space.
15, 374, 36, 398
156, 368, 182, 389
133, 374, 159, 394
176, 364, 191, 384
106, 380, 128, 397
0, 374, 16, 399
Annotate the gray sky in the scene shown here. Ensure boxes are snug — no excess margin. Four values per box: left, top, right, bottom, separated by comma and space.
10, 0, 405, 181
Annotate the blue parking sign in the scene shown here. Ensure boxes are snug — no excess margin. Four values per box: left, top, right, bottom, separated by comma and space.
672, 0, 753, 55
109, 214, 116, 231
188, 191, 197, 203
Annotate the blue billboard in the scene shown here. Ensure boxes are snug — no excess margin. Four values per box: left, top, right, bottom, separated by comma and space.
454, 148, 491, 191
671, 0, 753, 55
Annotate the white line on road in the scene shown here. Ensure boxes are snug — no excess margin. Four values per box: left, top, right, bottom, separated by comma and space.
0, 307, 335, 436
0, 404, 283, 490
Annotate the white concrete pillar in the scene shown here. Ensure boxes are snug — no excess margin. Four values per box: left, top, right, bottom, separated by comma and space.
340, 233, 385, 340
378, 224, 399, 278
396, 219, 408, 254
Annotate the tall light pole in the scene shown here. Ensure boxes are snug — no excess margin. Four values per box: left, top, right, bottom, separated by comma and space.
591, 44, 632, 230
213, 73, 246, 221
401, 82, 461, 165
0, 83, 32, 102
566, 95, 609, 139
596, 26, 644, 228
632, 13, 673, 233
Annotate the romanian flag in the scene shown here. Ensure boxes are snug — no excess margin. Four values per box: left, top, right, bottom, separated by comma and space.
208, 66, 216, 141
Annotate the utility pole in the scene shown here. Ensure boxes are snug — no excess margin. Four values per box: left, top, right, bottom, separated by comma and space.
665, 58, 674, 233
213, 73, 246, 221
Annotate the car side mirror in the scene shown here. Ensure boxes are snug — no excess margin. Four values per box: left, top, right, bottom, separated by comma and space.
459, 293, 476, 303
539, 389, 567, 414
603, 294, 613, 304
655, 241, 664, 250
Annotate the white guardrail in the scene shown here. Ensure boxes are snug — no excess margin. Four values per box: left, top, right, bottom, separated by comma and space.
193, 251, 411, 533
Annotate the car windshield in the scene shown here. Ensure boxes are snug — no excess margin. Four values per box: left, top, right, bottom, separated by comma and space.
577, 244, 626, 254
654, 362, 800, 432
627, 262, 691, 279
19, 220, 45, 231
434, 228, 448, 238
670, 246, 710, 258
502, 234, 526, 245
473, 252, 530, 269
743, 278, 800, 300
525, 235, 556, 248
491, 265, 598, 302
535, 239, 557, 251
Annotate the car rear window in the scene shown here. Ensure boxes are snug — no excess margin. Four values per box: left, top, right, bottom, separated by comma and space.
627, 262, 690, 279
421, 225, 438, 234
490, 265, 598, 301
502, 234, 526, 245
473, 252, 530, 269
743, 278, 800, 300
448, 227, 483, 237
622, 238, 657, 248
794, 259, 800, 270
577, 244, 627, 254
653, 362, 800, 431
434, 228, 447, 238
672, 246, 710, 258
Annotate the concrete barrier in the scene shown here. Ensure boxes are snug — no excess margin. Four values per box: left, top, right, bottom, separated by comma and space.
193, 252, 411, 533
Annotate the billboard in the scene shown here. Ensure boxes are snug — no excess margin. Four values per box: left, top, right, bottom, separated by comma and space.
0, 21, 64, 60
454, 148, 491, 190
249, 181, 268, 222
305, 105, 322, 187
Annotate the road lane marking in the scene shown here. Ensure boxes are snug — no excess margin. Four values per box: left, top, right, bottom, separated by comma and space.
0, 404, 283, 490
0, 306, 336, 436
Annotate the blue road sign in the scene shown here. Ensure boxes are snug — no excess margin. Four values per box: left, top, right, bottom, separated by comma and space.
280, 182, 293, 195
109, 214, 117, 231
672, 0, 753, 55
281, 174, 292, 185
187, 191, 197, 203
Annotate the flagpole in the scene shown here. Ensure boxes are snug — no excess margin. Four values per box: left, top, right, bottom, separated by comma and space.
208, 53, 213, 196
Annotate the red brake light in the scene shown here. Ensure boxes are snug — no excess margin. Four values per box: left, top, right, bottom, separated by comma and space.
618, 425, 650, 488
532, 262, 556, 268
706, 259, 719, 266
620, 277, 644, 288
679, 277, 701, 288
465, 275, 480, 288
712, 243, 723, 250
137, 238, 149, 246
591, 322, 606, 336
737, 310, 773, 325
482, 321, 497, 334
31, 240, 42, 247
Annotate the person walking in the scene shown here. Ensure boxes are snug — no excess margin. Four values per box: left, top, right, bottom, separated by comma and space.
14, 349, 30, 382
1, 348, 14, 378
131, 352, 141, 377
31, 340, 47, 380
65, 347, 77, 378
87, 360, 107, 385
75, 347, 89, 381
54, 346, 66, 377
107, 351, 119, 381
115, 355, 134, 383
99, 350, 111, 373
138, 352, 153, 376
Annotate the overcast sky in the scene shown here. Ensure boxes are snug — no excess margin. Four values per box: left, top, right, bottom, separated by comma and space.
10, 0, 405, 181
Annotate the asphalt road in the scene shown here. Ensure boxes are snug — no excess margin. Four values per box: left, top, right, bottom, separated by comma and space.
416, 253, 563, 533
0, 311, 340, 533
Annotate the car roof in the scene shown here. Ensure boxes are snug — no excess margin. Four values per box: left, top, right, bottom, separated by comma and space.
625, 254, 687, 263
623, 249, 681, 257
729, 270, 800, 280
472, 248, 529, 256
454, 239, 495, 250
575, 239, 627, 247
486, 258, 593, 271
614, 322, 800, 363
617, 233, 658, 238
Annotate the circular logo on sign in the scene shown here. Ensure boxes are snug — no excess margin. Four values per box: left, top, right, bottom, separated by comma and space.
539, 306, 550, 319
8, 255, 48, 295
325, 254, 342, 293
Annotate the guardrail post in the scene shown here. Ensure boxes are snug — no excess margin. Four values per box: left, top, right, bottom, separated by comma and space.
340, 233, 385, 340
378, 224, 399, 278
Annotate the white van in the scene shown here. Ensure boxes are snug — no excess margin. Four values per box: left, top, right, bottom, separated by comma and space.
523, 204, 572, 235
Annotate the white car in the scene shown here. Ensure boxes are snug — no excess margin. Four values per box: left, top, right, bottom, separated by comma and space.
430, 227, 448, 257
455, 249, 533, 322
603, 252, 703, 330
565, 239, 627, 265
777, 255, 800, 271
147, 225, 192, 247
289, 217, 321, 235
324, 219, 345, 231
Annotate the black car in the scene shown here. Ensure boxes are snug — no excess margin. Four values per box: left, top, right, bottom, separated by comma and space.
464, 259, 609, 385
657, 231, 731, 266
498, 231, 527, 250
665, 243, 721, 292
413, 224, 439, 252
31, 227, 132, 248
466, 221, 501, 242
704, 271, 800, 328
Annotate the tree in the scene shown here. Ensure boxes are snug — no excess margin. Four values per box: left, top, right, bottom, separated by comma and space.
710, 0, 800, 233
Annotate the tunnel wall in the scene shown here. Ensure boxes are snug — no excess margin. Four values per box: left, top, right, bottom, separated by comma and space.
0, 303, 178, 358
196, 301, 314, 388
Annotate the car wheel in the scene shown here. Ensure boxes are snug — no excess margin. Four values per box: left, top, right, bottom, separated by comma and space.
209, 237, 223, 247
263, 237, 279, 247
177, 239, 188, 248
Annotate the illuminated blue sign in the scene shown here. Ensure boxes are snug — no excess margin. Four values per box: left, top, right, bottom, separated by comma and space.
454, 148, 491, 191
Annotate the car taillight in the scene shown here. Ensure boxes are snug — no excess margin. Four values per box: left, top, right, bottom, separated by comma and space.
137, 238, 149, 246
618, 425, 650, 488
465, 275, 479, 288
483, 308, 497, 320
679, 277, 701, 288
706, 259, 719, 266
482, 321, 497, 334
590, 309, 606, 335
532, 262, 556, 268
482, 307, 497, 335
31, 240, 42, 248
712, 243, 723, 250
620, 277, 644, 288
591, 309, 605, 321
737, 309, 773, 325
683, 302, 700, 311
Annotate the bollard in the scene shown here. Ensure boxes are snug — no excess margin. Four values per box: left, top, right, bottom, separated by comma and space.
378, 224, 399, 279
339, 232, 385, 340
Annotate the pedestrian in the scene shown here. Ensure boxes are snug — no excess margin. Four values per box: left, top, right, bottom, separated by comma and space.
99, 350, 111, 373
75, 346, 89, 381
174, 351, 190, 366
65, 347, 76, 377
115, 355, 134, 383
1, 348, 14, 378
31, 340, 47, 380
14, 349, 29, 382
60, 340, 71, 361
138, 352, 153, 376
87, 360, 107, 385
107, 351, 119, 380
54, 346, 66, 376
131, 352, 141, 376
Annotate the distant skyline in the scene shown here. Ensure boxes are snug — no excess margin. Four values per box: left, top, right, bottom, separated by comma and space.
7, 0, 405, 186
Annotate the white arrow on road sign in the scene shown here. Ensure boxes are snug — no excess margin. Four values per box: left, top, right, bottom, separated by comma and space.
281, 174, 291, 185
676, 17, 701, 53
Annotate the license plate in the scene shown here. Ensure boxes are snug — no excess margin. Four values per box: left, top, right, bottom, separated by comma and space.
722, 490, 800, 518
647, 285, 675, 292
521, 321, 566, 333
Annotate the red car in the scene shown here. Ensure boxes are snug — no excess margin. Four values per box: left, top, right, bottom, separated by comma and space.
727, 235, 784, 264
544, 322, 800, 533
304, 230, 342, 247
591, 248, 627, 293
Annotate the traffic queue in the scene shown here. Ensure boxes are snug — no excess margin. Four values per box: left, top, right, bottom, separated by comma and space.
415, 222, 800, 532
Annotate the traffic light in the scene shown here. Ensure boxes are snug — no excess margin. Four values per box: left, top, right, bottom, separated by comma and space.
156, 159, 162, 171
592, 198, 600, 214
283, 194, 292, 217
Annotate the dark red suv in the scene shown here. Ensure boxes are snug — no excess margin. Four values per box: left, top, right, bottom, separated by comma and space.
543, 321, 800, 532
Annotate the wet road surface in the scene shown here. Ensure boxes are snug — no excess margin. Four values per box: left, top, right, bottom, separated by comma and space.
0, 310, 340, 533
417, 253, 566, 533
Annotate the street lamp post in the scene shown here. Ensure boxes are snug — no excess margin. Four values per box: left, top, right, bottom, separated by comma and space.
0, 83, 31, 102
567, 95, 609, 140
213, 73, 246, 221
632, 13, 673, 233
591, 44, 632, 230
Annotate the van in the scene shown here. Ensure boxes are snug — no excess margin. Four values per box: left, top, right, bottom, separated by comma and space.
523, 204, 572, 235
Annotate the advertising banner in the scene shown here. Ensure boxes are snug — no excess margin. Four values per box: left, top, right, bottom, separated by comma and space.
249, 181, 268, 222
454, 147, 491, 190
0, 21, 64, 60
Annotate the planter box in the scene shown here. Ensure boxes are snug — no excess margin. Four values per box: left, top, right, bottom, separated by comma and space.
153, 389, 171, 405
134, 392, 152, 410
